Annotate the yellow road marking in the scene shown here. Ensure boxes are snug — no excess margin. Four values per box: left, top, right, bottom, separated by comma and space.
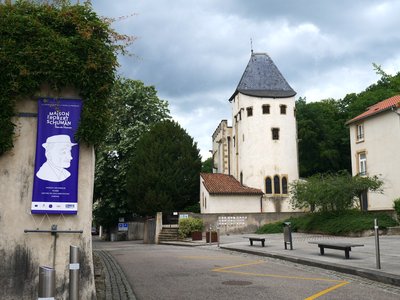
305, 281, 349, 300
183, 257, 349, 300
182, 255, 244, 261
212, 260, 265, 271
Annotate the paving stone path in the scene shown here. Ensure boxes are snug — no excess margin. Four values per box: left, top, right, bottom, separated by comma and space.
94, 250, 136, 300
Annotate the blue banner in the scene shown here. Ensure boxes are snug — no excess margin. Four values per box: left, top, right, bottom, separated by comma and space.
32, 98, 82, 214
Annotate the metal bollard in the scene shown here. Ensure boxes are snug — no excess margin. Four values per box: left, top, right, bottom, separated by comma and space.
374, 219, 381, 269
283, 222, 293, 250
38, 266, 55, 300
69, 245, 80, 300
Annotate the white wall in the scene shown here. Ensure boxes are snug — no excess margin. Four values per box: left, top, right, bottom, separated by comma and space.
230, 93, 299, 211
200, 177, 262, 213
349, 109, 400, 210
0, 89, 96, 299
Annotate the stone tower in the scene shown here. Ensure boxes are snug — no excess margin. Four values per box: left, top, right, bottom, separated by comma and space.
213, 52, 299, 212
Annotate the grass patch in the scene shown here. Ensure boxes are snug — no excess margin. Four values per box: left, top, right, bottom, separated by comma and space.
256, 210, 398, 235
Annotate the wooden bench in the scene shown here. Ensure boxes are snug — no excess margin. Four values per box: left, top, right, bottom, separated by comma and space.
309, 241, 364, 259
249, 237, 265, 247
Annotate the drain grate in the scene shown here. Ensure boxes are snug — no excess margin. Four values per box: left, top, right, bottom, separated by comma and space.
222, 280, 252, 286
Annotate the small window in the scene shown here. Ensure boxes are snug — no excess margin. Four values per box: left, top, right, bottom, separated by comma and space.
262, 104, 270, 114
246, 107, 253, 117
272, 128, 280, 140
233, 136, 236, 147
265, 177, 272, 194
356, 124, 364, 142
359, 152, 367, 176
274, 175, 280, 194
280, 105, 287, 115
282, 176, 288, 194
240, 172, 243, 185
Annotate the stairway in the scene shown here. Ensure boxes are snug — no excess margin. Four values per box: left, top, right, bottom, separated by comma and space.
158, 227, 180, 242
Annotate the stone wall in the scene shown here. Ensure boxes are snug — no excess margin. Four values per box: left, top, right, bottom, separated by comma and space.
189, 212, 306, 235
0, 90, 96, 299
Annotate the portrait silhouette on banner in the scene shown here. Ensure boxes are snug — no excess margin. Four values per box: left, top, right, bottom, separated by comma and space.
36, 134, 77, 182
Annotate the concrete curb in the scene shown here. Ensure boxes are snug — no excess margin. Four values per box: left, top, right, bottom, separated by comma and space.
220, 246, 400, 287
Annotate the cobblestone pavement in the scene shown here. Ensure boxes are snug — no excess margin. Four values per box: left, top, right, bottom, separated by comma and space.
93, 250, 136, 300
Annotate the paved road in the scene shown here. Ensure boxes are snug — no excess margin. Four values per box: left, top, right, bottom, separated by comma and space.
93, 239, 400, 300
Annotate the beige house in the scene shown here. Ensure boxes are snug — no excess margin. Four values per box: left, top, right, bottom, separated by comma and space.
201, 52, 300, 214
347, 95, 400, 211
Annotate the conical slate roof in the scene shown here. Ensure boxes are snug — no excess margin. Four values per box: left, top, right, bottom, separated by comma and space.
229, 52, 296, 101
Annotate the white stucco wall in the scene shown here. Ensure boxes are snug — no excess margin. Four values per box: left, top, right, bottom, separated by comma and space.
349, 109, 400, 210
0, 90, 96, 299
229, 93, 299, 212
200, 177, 262, 213
205, 194, 263, 214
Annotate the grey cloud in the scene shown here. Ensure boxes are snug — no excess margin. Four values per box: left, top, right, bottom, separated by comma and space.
92, 0, 400, 158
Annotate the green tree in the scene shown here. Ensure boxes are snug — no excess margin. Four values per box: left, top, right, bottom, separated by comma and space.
296, 98, 350, 177
0, 1, 129, 154
341, 66, 400, 120
126, 120, 202, 216
201, 157, 213, 173
93, 78, 170, 228
290, 171, 383, 212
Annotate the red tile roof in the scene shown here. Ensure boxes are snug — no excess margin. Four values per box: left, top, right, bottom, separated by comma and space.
200, 173, 263, 195
346, 95, 400, 125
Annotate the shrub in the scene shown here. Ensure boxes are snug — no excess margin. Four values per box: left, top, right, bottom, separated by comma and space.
178, 217, 204, 238
290, 171, 383, 212
256, 210, 398, 235
393, 198, 400, 219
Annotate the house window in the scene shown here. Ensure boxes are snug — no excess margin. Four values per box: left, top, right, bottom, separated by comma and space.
246, 107, 253, 117
356, 124, 364, 142
280, 105, 287, 115
272, 128, 280, 140
282, 176, 288, 194
262, 104, 270, 114
274, 175, 280, 194
358, 152, 367, 176
265, 177, 272, 194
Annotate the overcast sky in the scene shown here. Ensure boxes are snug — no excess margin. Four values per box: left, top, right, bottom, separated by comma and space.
92, 0, 400, 159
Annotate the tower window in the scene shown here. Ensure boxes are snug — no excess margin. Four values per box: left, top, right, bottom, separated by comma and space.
262, 104, 270, 114
280, 105, 287, 114
246, 107, 253, 117
265, 177, 272, 194
282, 176, 288, 194
272, 128, 280, 140
274, 175, 280, 194
240, 172, 243, 185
